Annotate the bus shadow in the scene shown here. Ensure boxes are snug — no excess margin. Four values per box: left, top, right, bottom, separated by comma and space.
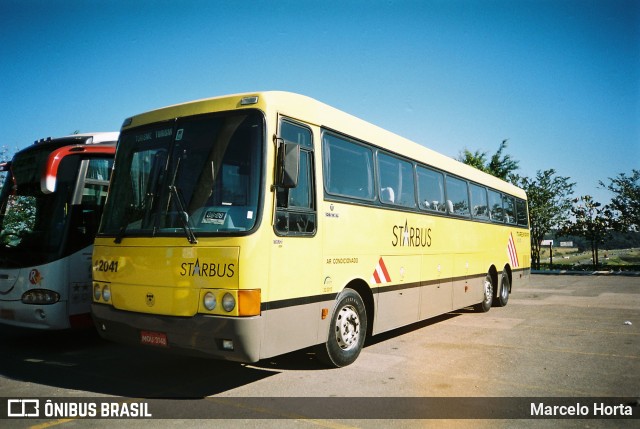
0, 327, 276, 399
0, 311, 468, 396
365, 312, 463, 348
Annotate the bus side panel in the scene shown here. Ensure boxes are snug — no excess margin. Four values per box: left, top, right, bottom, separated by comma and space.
373, 255, 420, 334
259, 300, 333, 359
264, 223, 324, 358
67, 245, 94, 318
452, 254, 484, 310
419, 254, 453, 320
514, 230, 532, 288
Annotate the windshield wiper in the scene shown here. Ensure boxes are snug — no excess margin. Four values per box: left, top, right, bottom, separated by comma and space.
113, 205, 132, 244
166, 151, 197, 244
169, 185, 197, 244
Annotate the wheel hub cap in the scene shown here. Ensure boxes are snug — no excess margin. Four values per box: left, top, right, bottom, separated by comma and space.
335, 305, 360, 350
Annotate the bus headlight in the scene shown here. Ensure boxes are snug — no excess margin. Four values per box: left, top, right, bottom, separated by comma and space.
22, 289, 60, 305
222, 293, 235, 312
203, 292, 217, 311
198, 289, 260, 316
102, 285, 111, 302
93, 283, 102, 301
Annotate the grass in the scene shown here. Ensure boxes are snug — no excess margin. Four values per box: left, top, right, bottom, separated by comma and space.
538, 247, 640, 272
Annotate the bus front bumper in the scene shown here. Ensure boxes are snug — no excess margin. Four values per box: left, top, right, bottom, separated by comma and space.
91, 303, 263, 363
0, 300, 72, 330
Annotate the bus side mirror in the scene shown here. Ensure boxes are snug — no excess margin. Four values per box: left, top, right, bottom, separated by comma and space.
275, 140, 300, 188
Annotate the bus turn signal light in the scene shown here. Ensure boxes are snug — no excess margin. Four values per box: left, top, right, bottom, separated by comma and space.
238, 289, 261, 316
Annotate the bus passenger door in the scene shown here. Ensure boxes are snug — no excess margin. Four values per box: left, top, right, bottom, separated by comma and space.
67, 157, 113, 321
264, 119, 322, 357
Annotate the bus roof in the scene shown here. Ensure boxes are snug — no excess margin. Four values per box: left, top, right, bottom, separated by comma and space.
6, 132, 118, 194
32, 132, 119, 146
121, 91, 526, 199
66, 132, 120, 144
10, 132, 119, 162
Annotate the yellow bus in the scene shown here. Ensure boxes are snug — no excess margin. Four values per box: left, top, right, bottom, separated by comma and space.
92, 92, 530, 367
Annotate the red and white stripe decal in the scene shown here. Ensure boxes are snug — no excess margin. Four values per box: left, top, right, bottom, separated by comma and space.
371, 257, 392, 284
507, 233, 520, 268
41, 145, 116, 193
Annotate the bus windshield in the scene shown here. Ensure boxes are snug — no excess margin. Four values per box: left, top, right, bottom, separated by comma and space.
0, 149, 78, 267
100, 110, 264, 240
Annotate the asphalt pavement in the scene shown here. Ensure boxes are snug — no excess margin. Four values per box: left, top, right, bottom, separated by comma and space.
0, 274, 638, 428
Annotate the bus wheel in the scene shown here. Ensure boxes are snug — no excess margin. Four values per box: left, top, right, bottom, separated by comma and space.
316, 288, 367, 368
473, 273, 493, 313
494, 269, 510, 307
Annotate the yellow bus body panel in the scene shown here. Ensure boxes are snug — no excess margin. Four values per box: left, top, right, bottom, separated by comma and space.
93, 240, 239, 316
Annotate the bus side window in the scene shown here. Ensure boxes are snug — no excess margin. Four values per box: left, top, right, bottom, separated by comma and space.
489, 190, 504, 223
504, 195, 517, 225
377, 152, 416, 208
275, 121, 316, 236
445, 176, 470, 217
323, 133, 374, 201
470, 183, 489, 220
516, 198, 528, 227
417, 166, 445, 212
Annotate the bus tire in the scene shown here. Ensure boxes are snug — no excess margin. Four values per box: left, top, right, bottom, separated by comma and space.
494, 269, 510, 307
316, 288, 367, 368
473, 273, 493, 313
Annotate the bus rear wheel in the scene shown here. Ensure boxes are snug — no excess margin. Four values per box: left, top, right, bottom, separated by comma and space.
473, 273, 493, 313
494, 269, 510, 307
316, 288, 367, 368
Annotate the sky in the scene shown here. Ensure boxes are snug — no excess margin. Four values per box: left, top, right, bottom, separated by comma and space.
1, 0, 638, 205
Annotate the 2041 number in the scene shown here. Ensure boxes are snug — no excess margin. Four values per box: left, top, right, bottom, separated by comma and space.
95, 260, 119, 273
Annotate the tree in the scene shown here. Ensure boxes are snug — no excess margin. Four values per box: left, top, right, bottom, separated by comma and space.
515, 170, 575, 270
559, 195, 613, 270
0, 195, 36, 245
0, 145, 12, 186
600, 170, 640, 232
458, 139, 519, 183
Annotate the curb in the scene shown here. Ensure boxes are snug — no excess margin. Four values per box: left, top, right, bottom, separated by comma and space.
532, 270, 640, 277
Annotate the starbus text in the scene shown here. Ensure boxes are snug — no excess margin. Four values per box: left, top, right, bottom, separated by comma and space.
392, 220, 432, 248
179, 259, 235, 278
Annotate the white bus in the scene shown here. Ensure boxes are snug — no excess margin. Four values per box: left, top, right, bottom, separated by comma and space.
0, 133, 117, 329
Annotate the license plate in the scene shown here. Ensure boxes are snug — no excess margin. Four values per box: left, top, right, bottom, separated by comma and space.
140, 331, 168, 347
